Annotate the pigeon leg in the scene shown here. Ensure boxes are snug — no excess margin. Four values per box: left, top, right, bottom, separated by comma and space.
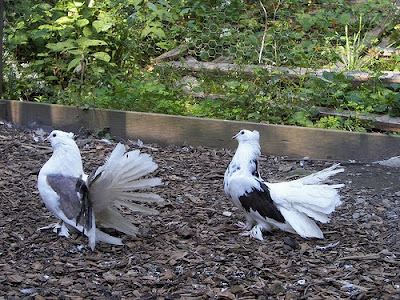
236, 215, 255, 230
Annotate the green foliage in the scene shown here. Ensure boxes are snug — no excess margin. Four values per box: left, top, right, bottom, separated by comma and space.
3, 0, 400, 133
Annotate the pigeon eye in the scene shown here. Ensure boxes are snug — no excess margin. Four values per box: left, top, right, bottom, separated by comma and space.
241, 131, 244, 135
52, 133, 57, 137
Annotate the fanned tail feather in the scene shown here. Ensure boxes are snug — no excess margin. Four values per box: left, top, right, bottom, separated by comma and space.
271, 164, 344, 238
95, 228, 123, 245
294, 164, 344, 185
96, 207, 139, 236
279, 208, 324, 239
89, 143, 163, 237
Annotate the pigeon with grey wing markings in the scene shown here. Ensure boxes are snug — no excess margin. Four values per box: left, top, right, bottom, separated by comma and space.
38, 130, 163, 250
224, 129, 344, 240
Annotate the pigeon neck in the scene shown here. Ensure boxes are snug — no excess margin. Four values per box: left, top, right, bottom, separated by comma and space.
49, 144, 84, 177
233, 141, 261, 170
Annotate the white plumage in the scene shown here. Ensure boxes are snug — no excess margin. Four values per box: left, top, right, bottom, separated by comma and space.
38, 130, 163, 250
224, 129, 344, 240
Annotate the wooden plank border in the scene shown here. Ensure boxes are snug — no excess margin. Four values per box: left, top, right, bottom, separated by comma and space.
1, 100, 399, 161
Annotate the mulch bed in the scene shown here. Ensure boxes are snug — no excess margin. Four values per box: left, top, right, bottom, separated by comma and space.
0, 122, 399, 299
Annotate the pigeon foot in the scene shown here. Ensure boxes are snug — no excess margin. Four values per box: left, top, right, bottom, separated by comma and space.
37, 222, 70, 237
240, 224, 264, 241
38, 222, 62, 233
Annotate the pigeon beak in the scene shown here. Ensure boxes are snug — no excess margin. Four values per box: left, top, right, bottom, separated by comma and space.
232, 133, 239, 139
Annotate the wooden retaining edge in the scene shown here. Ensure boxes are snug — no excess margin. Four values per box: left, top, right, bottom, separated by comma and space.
1, 100, 399, 161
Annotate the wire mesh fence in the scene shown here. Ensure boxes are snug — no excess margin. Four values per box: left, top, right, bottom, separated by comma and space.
158, 0, 398, 71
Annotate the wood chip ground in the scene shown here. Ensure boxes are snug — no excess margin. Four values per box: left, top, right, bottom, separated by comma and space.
0, 124, 399, 299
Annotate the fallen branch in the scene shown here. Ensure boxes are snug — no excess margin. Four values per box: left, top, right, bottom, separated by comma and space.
153, 44, 188, 63
156, 57, 400, 84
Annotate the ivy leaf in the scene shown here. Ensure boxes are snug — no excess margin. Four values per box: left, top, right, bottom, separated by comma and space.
76, 19, 90, 28
67, 57, 81, 71
92, 51, 111, 62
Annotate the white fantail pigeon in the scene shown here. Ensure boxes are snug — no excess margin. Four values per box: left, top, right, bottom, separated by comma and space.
38, 130, 163, 250
224, 129, 344, 240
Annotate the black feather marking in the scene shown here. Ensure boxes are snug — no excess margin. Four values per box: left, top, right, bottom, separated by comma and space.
75, 176, 93, 233
227, 163, 241, 178
239, 181, 285, 223
252, 159, 260, 178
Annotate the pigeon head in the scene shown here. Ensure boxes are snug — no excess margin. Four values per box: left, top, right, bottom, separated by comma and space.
233, 129, 260, 144
46, 130, 76, 149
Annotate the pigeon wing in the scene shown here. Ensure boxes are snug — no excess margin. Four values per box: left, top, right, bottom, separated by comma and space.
47, 175, 94, 230
46, 174, 96, 249
46, 174, 82, 220
239, 181, 285, 223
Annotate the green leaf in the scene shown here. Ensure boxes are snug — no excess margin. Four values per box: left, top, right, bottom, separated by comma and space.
297, 13, 315, 31
69, 49, 84, 55
147, 2, 158, 11
67, 57, 81, 71
141, 25, 166, 38
55, 16, 75, 24
46, 40, 76, 52
39, 3, 52, 10
338, 13, 351, 25
74, 1, 84, 7
93, 20, 113, 32
152, 27, 166, 38
131, 0, 143, 6
10, 33, 28, 44
76, 37, 107, 48
16, 21, 25, 30
92, 52, 111, 62
83, 27, 93, 36
76, 19, 90, 28
141, 26, 152, 37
